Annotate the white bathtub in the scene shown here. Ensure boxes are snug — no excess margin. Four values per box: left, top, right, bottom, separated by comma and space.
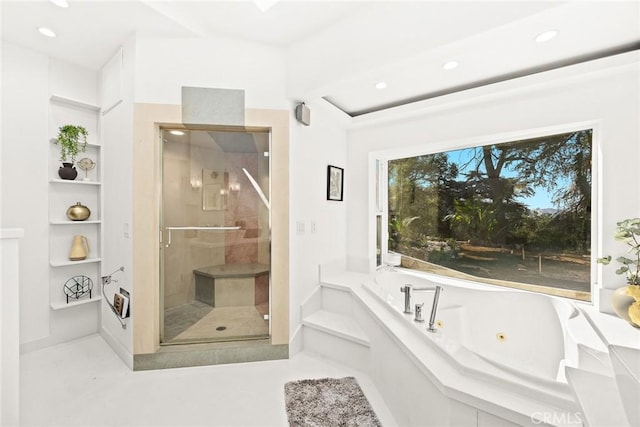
364, 269, 597, 393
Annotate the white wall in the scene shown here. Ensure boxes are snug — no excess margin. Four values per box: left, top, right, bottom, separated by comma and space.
1, 42, 50, 345
134, 36, 287, 109
1, 42, 102, 350
100, 40, 135, 365
346, 51, 640, 312
289, 100, 348, 341
0, 229, 24, 426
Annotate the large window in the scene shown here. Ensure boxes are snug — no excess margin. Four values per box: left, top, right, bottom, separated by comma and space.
385, 129, 593, 301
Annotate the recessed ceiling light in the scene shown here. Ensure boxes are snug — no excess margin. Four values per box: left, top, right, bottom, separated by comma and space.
535, 29, 558, 43
50, 0, 69, 8
375, 82, 387, 90
442, 61, 459, 70
254, 0, 280, 12
169, 130, 185, 136
37, 27, 56, 38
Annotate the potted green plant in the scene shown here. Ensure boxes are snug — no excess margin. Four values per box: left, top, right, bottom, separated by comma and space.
597, 218, 640, 327
55, 125, 88, 180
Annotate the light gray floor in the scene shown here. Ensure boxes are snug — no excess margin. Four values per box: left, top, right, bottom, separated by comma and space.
20, 334, 397, 426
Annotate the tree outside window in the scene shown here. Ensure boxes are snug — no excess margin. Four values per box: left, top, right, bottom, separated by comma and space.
388, 129, 592, 301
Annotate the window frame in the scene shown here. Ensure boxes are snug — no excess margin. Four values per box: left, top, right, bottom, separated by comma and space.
372, 121, 602, 303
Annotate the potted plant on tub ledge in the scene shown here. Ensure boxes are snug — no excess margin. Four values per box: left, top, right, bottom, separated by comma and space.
54, 125, 88, 180
597, 218, 640, 328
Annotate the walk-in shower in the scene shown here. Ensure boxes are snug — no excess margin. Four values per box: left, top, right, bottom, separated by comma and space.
160, 126, 270, 345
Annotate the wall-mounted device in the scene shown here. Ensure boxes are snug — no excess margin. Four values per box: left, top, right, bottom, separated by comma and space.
295, 102, 310, 126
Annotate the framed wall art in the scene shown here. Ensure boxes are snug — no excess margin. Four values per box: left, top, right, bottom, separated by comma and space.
327, 165, 344, 201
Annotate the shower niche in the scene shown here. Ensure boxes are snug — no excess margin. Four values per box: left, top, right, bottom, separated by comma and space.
160, 126, 271, 345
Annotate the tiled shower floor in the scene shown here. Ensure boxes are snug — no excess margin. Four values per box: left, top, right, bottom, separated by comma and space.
164, 301, 268, 342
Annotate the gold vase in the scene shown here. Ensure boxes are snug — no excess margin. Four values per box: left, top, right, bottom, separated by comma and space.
66, 202, 90, 221
69, 235, 89, 261
611, 285, 640, 328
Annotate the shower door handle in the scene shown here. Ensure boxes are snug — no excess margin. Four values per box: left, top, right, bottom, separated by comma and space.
164, 226, 241, 248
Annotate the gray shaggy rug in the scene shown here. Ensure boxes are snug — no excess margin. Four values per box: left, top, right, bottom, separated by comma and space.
284, 377, 382, 427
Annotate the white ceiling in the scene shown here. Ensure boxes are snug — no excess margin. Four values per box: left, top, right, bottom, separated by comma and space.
2, 0, 639, 117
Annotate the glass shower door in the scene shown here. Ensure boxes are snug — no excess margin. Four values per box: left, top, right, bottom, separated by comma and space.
160, 127, 271, 344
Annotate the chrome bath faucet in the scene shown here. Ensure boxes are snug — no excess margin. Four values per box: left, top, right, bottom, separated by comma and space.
400, 284, 442, 333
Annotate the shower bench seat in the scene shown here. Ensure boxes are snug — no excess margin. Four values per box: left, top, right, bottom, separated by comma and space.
193, 263, 269, 307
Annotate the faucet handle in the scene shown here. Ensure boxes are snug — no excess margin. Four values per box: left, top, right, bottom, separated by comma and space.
414, 303, 425, 322
401, 284, 413, 314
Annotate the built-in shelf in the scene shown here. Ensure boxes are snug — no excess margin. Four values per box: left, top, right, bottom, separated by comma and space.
50, 94, 100, 112
50, 220, 101, 225
49, 93, 103, 316
50, 257, 101, 267
50, 179, 101, 186
50, 295, 102, 311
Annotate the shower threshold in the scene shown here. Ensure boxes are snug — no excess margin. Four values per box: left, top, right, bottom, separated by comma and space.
161, 334, 270, 346
134, 337, 288, 371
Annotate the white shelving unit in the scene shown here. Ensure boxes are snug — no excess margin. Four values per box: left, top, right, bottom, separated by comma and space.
50, 258, 102, 268
49, 95, 103, 310
50, 295, 102, 311
51, 220, 101, 225
49, 179, 101, 185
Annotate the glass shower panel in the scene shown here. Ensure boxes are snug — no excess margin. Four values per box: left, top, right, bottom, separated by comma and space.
161, 127, 270, 344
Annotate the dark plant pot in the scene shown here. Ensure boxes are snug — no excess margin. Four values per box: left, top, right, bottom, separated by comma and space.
58, 163, 78, 180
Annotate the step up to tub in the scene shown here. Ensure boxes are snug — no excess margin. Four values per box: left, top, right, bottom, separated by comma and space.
302, 310, 370, 347
565, 367, 630, 427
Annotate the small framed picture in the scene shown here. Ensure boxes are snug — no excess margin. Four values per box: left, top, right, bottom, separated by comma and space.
327, 165, 344, 201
